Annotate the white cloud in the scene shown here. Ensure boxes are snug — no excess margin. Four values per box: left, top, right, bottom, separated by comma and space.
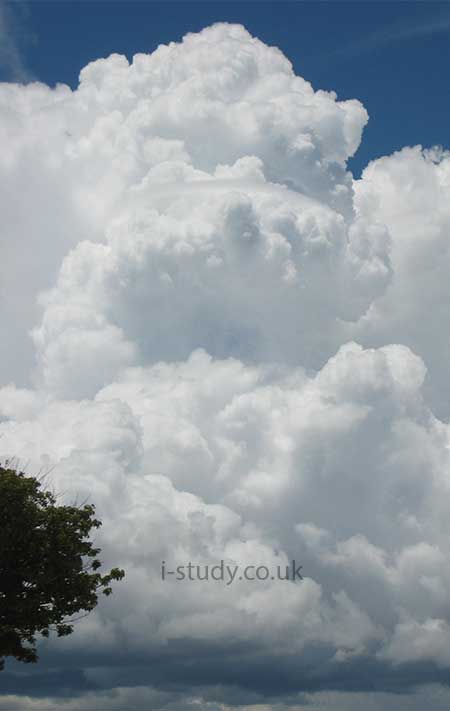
349, 146, 450, 419
1, 20, 450, 711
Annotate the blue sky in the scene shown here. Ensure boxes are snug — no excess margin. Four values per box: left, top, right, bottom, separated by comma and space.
1, 0, 449, 176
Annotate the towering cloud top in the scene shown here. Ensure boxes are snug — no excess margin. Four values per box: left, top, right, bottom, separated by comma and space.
77, 23, 366, 184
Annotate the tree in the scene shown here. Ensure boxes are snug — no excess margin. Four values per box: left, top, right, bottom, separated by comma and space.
0, 464, 125, 670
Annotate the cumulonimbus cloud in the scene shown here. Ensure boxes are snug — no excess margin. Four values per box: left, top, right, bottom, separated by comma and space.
1, 22, 450, 711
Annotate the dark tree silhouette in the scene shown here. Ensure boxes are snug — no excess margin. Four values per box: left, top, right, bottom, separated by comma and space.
0, 464, 125, 670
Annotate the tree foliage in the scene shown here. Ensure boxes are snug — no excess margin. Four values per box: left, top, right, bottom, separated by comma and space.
0, 464, 125, 670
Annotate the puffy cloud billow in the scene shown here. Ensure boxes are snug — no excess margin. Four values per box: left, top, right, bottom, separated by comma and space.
1, 22, 450, 711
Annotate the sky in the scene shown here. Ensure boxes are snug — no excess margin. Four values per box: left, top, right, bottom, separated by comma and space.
2, 3, 450, 711
1, 1, 450, 176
